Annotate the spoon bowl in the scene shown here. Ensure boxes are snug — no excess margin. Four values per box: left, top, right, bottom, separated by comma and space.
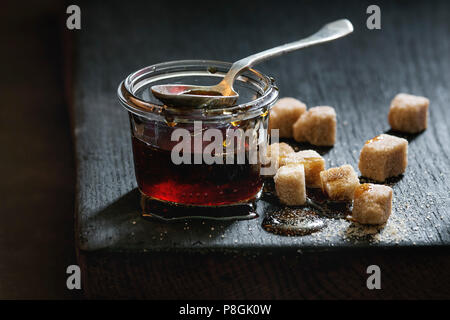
151, 83, 238, 108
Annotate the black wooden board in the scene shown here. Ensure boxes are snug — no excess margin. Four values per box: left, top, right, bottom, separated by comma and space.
71, 0, 450, 255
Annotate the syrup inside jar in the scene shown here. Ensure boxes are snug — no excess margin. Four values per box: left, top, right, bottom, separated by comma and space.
118, 60, 279, 215
130, 118, 264, 206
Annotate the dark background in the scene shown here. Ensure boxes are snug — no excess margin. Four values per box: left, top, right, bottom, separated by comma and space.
0, 0, 449, 299
0, 1, 78, 299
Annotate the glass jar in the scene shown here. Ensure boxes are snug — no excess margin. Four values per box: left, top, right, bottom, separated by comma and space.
118, 60, 278, 220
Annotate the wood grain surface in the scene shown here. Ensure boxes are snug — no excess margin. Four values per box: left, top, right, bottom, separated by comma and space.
70, 0, 450, 298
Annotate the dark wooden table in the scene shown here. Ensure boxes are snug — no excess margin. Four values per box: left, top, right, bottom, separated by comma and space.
70, 0, 450, 299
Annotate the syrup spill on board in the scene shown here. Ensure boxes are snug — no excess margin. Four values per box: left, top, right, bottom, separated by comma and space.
262, 179, 352, 236
262, 207, 327, 236
306, 188, 352, 219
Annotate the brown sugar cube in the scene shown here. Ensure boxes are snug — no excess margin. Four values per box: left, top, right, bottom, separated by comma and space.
267, 142, 295, 159
279, 150, 325, 188
352, 184, 393, 225
358, 134, 408, 182
293, 106, 336, 146
274, 164, 306, 206
265, 142, 295, 175
320, 164, 360, 201
388, 93, 429, 133
269, 97, 307, 138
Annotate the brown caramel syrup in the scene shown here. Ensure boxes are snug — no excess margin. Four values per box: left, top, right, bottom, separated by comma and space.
262, 207, 327, 236
262, 181, 352, 236
365, 134, 384, 145
186, 90, 223, 96
132, 136, 262, 207
354, 183, 372, 198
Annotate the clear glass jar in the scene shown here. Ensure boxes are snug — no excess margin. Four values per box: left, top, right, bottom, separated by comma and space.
118, 60, 278, 220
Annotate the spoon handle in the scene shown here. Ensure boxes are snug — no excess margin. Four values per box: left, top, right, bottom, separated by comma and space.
222, 19, 353, 84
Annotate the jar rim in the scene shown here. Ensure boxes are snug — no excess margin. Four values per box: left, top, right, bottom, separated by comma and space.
117, 60, 278, 121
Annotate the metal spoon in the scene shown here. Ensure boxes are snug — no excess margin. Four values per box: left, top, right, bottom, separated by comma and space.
151, 19, 353, 108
